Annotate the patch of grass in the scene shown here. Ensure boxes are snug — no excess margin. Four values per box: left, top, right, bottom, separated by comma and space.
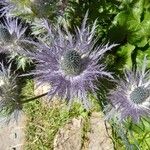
21, 79, 90, 149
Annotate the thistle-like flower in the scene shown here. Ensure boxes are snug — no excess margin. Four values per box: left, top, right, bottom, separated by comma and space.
30, 14, 116, 108
0, 63, 22, 123
0, 17, 33, 69
108, 58, 150, 122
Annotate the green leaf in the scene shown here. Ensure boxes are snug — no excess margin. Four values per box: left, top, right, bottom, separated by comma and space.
141, 12, 150, 37
131, 0, 144, 21
113, 1, 149, 47
128, 28, 148, 47
136, 48, 150, 68
16, 56, 32, 70
116, 43, 135, 69
113, 11, 129, 26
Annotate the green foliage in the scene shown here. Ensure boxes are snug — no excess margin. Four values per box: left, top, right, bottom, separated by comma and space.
110, 117, 150, 150
109, 0, 150, 69
65, 0, 120, 35
115, 43, 135, 70
9, 53, 33, 70
125, 117, 150, 150
136, 47, 150, 67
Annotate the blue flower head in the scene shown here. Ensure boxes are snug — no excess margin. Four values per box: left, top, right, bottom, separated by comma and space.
31, 14, 117, 108
108, 58, 150, 122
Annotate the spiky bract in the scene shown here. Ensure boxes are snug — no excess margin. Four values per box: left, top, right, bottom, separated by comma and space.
30, 14, 116, 108
0, 63, 22, 123
0, 17, 34, 69
0, 17, 27, 53
108, 58, 150, 122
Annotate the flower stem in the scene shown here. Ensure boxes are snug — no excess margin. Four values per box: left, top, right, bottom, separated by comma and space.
21, 92, 48, 104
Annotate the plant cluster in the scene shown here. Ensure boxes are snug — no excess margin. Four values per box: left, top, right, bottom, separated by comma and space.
0, 0, 149, 149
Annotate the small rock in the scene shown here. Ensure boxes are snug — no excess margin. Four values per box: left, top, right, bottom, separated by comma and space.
54, 118, 83, 150
88, 112, 114, 150
0, 113, 26, 150
34, 80, 64, 107
34, 80, 50, 101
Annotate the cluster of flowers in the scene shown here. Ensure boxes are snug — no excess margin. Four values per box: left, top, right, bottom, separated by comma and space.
0, 3, 149, 124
